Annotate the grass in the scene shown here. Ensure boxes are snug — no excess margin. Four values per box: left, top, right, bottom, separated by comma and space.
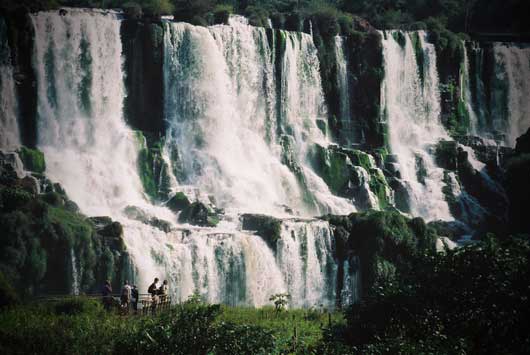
0, 298, 345, 354
218, 305, 345, 349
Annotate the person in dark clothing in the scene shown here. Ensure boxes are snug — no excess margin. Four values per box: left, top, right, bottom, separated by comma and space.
101, 280, 113, 311
131, 285, 139, 313
148, 278, 159, 297
148, 278, 159, 315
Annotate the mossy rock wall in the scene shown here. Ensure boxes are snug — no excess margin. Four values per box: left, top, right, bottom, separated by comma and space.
0, 154, 131, 297
3, 10, 38, 147
325, 211, 437, 295
121, 20, 165, 136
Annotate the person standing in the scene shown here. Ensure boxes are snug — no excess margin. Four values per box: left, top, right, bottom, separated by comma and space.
158, 280, 169, 302
148, 278, 159, 314
131, 285, 139, 314
148, 278, 159, 297
101, 280, 113, 311
120, 280, 132, 312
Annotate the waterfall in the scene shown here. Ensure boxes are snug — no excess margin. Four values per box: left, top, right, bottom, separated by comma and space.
462, 43, 479, 135
465, 41, 530, 145
0, 17, 20, 150
163, 18, 354, 217
341, 256, 361, 305
70, 248, 80, 295
31, 9, 175, 296
380, 31, 452, 221
492, 43, 530, 147
28, 10, 347, 307
334, 36, 353, 143
276, 220, 337, 308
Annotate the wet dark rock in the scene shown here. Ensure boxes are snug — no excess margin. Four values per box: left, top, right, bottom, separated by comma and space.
388, 178, 411, 213
241, 214, 282, 251
428, 220, 472, 241
121, 21, 165, 135
123, 205, 172, 233
457, 135, 513, 166
515, 128, 530, 155
435, 140, 458, 171
179, 201, 219, 227
15, 176, 38, 195
166, 192, 190, 213
505, 129, 530, 235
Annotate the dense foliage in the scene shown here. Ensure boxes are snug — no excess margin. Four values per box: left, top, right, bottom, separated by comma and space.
1, 0, 528, 34
319, 234, 530, 354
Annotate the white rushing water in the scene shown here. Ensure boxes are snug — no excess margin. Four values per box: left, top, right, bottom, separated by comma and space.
164, 17, 354, 217
464, 41, 530, 145
0, 17, 20, 150
334, 36, 353, 143
30, 10, 348, 308
461, 43, 479, 135
380, 31, 452, 221
493, 43, 530, 147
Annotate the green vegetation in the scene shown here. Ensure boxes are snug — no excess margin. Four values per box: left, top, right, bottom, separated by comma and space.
321, 234, 530, 354
0, 296, 345, 354
134, 131, 171, 201
0, 152, 129, 298
2, 0, 527, 35
17, 147, 46, 174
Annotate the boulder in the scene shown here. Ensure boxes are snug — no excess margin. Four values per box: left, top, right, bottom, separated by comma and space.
179, 202, 219, 227
123, 205, 172, 232
435, 140, 458, 170
240, 214, 282, 250
166, 192, 190, 213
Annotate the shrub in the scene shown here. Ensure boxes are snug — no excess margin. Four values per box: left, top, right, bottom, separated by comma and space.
213, 3, 233, 25
0, 271, 18, 307
53, 297, 103, 315
213, 322, 275, 355
143, 0, 174, 17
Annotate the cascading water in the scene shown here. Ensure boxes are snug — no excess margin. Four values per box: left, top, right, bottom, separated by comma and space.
492, 43, 530, 147
30, 8, 174, 294
465, 41, 530, 145
334, 36, 353, 144
0, 17, 20, 150
461, 43, 479, 135
276, 220, 337, 308
164, 17, 354, 217
29, 10, 350, 307
380, 31, 452, 221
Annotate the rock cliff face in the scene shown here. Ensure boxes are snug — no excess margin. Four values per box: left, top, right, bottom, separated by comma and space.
121, 19, 165, 136
0, 149, 133, 296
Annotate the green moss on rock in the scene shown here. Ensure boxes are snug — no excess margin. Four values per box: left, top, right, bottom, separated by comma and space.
134, 131, 171, 201
166, 192, 190, 213
325, 210, 436, 294
17, 147, 45, 173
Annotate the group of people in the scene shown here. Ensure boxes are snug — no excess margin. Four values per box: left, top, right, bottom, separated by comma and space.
148, 278, 169, 302
101, 278, 169, 313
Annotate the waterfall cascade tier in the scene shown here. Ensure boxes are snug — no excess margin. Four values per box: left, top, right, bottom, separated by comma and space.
465, 41, 530, 147
163, 17, 355, 218
380, 31, 452, 222
0, 17, 20, 150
